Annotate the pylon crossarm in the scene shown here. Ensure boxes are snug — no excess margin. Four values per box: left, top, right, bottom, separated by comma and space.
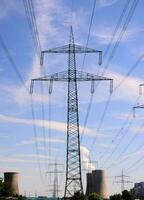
30, 70, 113, 94
40, 45, 102, 65
133, 104, 144, 118
30, 70, 113, 81
41, 44, 101, 53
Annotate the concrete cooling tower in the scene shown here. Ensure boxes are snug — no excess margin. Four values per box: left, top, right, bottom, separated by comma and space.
4, 172, 19, 195
86, 170, 108, 199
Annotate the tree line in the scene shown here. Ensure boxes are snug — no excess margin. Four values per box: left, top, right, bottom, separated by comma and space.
70, 190, 135, 200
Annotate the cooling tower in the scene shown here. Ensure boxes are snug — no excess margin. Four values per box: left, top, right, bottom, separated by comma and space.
86, 170, 108, 199
4, 172, 19, 195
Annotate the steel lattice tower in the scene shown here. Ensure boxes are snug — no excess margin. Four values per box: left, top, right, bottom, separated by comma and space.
115, 170, 131, 193
65, 27, 83, 197
30, 26, 113, 198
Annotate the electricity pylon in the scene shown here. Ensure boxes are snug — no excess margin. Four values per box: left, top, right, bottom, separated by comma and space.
114, 170, 132, 192
30, 26, 113, 198
46, 162, 63, 198
133, 84, 144, 116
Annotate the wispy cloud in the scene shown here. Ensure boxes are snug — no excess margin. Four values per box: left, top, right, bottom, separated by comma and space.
97, 0, 118, 7
15, 153, 50, 159
0, 114, 111, 138
17, 137, 65, 146
97, 143, 114, 149
92, 26, 144, 45
0, 156, 26, 163
0, 154, 54, 164
106, 68, 143, 102
113, 112, 144, 121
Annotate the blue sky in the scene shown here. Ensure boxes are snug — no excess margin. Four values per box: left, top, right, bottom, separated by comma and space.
1, 0, 144, 197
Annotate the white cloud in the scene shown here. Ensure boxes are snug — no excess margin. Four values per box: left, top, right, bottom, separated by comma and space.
18, 137, 65, 146
106, 68, 143, 102
132, 126, 144, 134
97, 0, 118, 7
113, 112, 144, 121
16, 153, 49, 159
92, 26, 144, 45
97, 143, 114, 149
6, 0, 69, 109
34, 0, 70, 47
0, 114, 111, 138
84, 65, 143, 103
38, 146, 59, 152
0, 154, 54, 164
113, 112, 133, 120
123, 149, 144, 160
0, 156, 26, 163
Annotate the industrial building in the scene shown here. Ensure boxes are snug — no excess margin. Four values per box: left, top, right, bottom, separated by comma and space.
130, 182, 144, 200
86, 169, 108, 199
4, 172, 19, 195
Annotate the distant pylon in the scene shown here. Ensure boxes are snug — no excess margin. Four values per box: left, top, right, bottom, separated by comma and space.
133, 83, 144, 117
30, 26, 113, 198
46, 162, 63, 198
115, 170, 132, 192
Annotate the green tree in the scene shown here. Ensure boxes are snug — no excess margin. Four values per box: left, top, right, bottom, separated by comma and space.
110, 193, 122, 200
0, 178, 3, 196
88, 193, 101, 200
70, 191, 86, 200
1, 182, 13, 197
122, 190, 134, 200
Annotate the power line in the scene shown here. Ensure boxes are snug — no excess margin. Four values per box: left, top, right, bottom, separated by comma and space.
125, 152, 144, 173
103, 0, 131, 59
90, 94, 112, 152
114, 170, 132, 193
81, 0, 97, 72
98, 115, 133, 161
122, 97, 144, 172
103, 95, 144, 170
30, 95, 44, 182
40, 77, 48, 172
48, 93, 52, 169
89, 52, 143, 157
23, 0, 38, 55
23, 0, 41, 57
0, 33, 44, 182
81, 93, 94, 142
80, 0, 98, 143
88, 0, 140, 155
23, 0, 50, 175
116, 122, 144, 160
104, 120, 144, 171
103, 119, 134, 169
100, 54, 144, 166
101, 0, 139, 76
123, 138, 144, 172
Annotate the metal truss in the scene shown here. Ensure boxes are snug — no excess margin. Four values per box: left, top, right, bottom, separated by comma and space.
30, 26, 113, 198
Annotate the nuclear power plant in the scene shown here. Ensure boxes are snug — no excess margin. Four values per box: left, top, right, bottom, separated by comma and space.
86, 170, 108, 199
4, 172, 19, 195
